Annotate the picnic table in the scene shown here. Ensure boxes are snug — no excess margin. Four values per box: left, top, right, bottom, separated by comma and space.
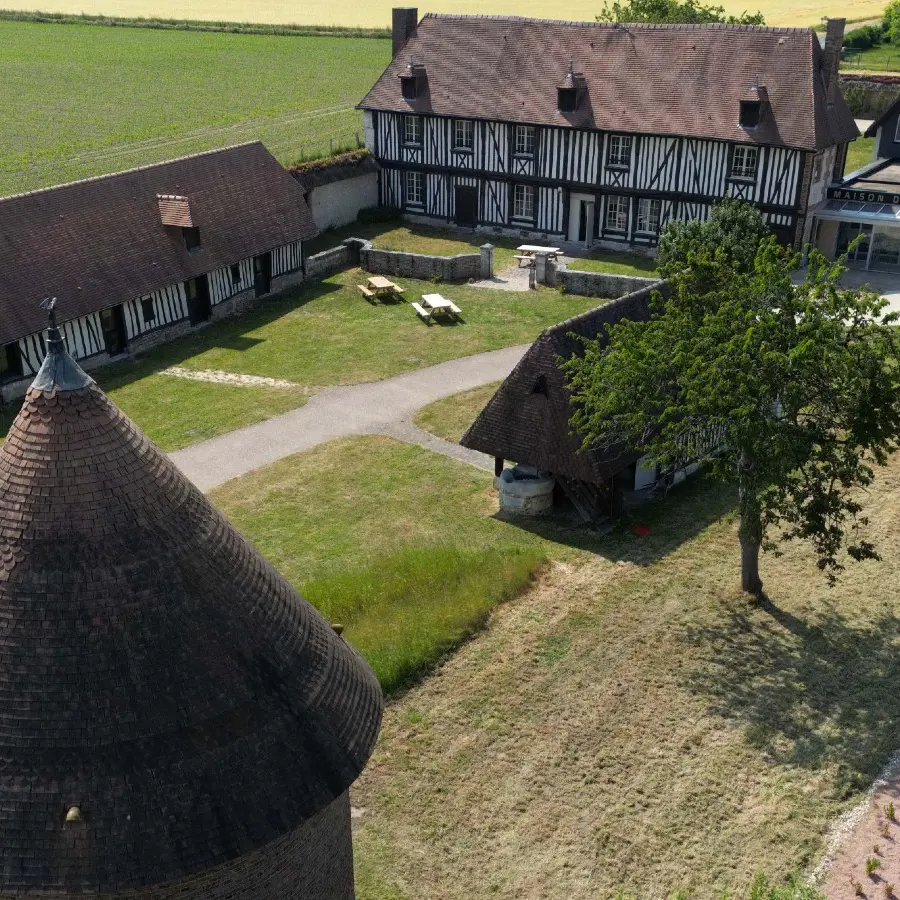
412, 293, 463, 325
514, 245, 563, 267
358, 275, 405, 303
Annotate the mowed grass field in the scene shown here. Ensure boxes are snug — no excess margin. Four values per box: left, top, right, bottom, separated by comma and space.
0, 20, 390, 195
0, 0, 884, 28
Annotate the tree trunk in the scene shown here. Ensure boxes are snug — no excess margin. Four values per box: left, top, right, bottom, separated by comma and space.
738, 450, 764, 597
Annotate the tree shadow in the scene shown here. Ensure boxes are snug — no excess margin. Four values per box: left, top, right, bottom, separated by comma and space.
497, 471, 739, 566
682, 594, 900, 796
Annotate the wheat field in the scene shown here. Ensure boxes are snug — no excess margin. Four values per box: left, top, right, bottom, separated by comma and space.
0, 0, 885, 29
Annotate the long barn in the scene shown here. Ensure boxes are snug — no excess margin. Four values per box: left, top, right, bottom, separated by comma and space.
0, 142, 317, 403
359, 11, 857, 251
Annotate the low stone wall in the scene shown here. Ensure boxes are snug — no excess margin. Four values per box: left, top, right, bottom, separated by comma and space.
840, 74, 900, 119
305, 244, 354, 280
359, 242, 481, 282
544, 260, 658, 298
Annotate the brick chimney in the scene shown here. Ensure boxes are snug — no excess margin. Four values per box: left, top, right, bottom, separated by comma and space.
821, 17, 845, 96
392, 7, 417, 58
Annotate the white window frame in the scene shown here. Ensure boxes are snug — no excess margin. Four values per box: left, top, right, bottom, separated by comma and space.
515, 125, 535, 157
453, 119, 475, 151
893, 118, 900, 144
404, 115, 422, 146
636, 198, 662, 234
406, 171, 424, 207
513, 184, 535, 221
605, 195, 629, 232
731, 145, 759, 181
607, 134, 633, 168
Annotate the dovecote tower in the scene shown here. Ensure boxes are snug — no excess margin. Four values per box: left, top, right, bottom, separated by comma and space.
0, 312, 383, 898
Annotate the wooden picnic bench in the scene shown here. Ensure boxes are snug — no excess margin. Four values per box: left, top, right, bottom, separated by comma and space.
414, 294, 463, 325
358, 276, 405, 303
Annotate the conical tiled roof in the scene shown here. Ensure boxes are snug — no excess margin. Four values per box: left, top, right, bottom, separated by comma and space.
0, 324, 383, 892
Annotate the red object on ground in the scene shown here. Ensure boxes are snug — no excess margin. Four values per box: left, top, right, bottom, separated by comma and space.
633, 525, 650, 536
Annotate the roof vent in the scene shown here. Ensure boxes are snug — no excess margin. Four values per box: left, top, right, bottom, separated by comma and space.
398, 56, 427, 101
157, 194, 194, 228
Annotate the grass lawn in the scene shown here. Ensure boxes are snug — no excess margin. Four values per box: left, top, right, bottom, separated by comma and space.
345, 450, 900, 899
0, 20, 389, 195
844, 43, 900, 73
0, 270, 599, 449
210, 436, 562, 692
565, 248, 659, 278
846, 136, 876, 175
0, 0, 881, 29
413, 381, 502, 444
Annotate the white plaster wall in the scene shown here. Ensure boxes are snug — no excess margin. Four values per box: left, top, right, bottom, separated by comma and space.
363, 110, 376, 152
808, 147, 838, 207
309, 173, 379, 231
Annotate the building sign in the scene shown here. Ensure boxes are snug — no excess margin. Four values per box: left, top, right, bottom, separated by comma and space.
828, 187, 900, 204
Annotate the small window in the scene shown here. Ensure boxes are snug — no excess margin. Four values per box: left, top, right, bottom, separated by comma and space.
404, 115, 423, 145
557, 87, 577, 112
230, 263, 242, 286
739, 100, 761, 129
453, 119, 474, 151
141, 297, 156, 324
182, 227, 201, 252
636, 198, 662, 234
607, 135, 633, 168
400, 75, 417, 100
0, 343, 23, 380
531, 374, 548, 395
515, 125, 535, 157
731, 145, 759, 181
406, 170, 424, 207
605, 195, 629, 232
513, 184, 535, 221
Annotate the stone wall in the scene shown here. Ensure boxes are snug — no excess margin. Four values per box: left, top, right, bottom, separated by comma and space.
544, 260, 658, 298
358, 240, 481, 282
0, 793, 355, 900
840, 73, 900, 119
306, 243, 355, 280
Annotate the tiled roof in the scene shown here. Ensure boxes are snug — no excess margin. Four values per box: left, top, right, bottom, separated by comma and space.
0, 336, 382, 892
0, 142, 317, 347
359, 15, 858, 152
461, 283, 666, 482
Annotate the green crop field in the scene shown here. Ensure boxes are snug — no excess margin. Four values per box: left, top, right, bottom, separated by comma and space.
0, 19, 390, 195
0, 0, 885, 28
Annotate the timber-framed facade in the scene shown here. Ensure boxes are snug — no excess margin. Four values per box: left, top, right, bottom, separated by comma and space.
360, 12, 858, 250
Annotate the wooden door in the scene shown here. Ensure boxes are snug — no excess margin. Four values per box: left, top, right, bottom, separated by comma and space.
254, 253, 272, 297
455, 186, 477, 228
99, 305, 127, 356
186, 276, 212, 325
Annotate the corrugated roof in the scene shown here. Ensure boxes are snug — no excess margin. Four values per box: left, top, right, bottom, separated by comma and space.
0, 340, 382, 892
359, 15, 858, 151
461, 283, 666, 483
0, 142, 317, 347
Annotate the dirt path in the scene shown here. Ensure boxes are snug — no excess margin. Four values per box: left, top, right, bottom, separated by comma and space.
169, 344, 526, 490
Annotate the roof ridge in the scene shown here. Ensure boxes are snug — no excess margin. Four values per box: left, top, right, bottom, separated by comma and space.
0, 140, 266, 205
541, 280, 664, 337
420, 12, 810, 33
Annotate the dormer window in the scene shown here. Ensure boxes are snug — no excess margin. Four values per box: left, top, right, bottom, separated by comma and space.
740, 100, 761, 129
558, 87, 577, 113
400, 75, 418, 100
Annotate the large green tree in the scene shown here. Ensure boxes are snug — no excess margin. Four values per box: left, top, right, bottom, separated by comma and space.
564, 222, 900, 595
597, 0, 764, 25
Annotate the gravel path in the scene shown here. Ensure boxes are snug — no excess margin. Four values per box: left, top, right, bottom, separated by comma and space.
169, 345, 526, 491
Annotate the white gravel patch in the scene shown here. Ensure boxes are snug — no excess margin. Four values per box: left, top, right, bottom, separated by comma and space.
161, 366, 305, 390
808, 749, 900, 885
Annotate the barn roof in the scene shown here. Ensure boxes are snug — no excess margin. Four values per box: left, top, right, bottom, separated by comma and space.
0, 142, 317, 347
0, 328, 382, 892
359, 15, 858, 152
461, 282, 665, 483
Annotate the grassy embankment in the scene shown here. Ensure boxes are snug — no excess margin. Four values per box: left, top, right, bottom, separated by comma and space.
0, 269, 599, 450
0, 18, 389, 194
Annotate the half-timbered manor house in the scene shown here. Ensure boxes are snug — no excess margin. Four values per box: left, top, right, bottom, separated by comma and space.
359, 11, 857, 250
0, 142, 316, 403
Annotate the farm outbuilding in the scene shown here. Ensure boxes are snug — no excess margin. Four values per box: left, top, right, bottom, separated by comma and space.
0, 320, 383, 897
0, 141, 317, 403
461, 282, 669, 523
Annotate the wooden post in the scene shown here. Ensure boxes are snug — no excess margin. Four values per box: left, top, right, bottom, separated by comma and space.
494, 456, 504, 477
